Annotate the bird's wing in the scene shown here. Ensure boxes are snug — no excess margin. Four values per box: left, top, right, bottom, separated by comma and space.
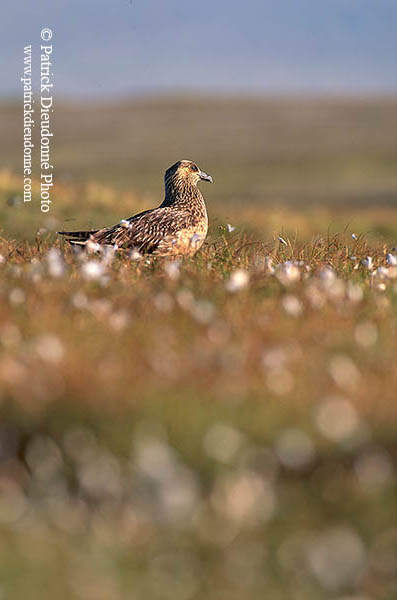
92, 207, 191, 253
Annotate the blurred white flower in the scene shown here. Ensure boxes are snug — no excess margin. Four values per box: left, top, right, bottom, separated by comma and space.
203, 423, 243, 464
226, 269, 250, 292
386, 252, 397, 266
153, 292, 174, 313
276, 262, 300, 285
354, 321, 378, 348
346, 282, 363, 303
46, 248, 66, 278
176, 289, 194, 310
318, 266, 336, 285
355, 448, 394, 493
211, 472, 276, 523
164, 260, 181, 281
81, 260, 106, 281
109, 310, 130, 332
226, 223, 236, 233
275, 428, 315, 470
351, 233, 358, 240
361, 256, 373, 270
190, 299, 215, 324
314, 397, 362, 444
72, 291, 88, 310
305, 284, 326, 309
9, 288, 25, 305
78, 450, 123, 500
307, 527, 366, 590
281, 295, 303, 317
101, 244, 117, 266
372, 266, 389, 280
262, 347, 287, 370
328, 355, 360, 392
266, 368, 294, 396
35, 334, 64, 364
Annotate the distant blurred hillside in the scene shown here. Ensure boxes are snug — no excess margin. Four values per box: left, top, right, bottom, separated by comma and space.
1, 96, 396, 209
3, 0, 397, 96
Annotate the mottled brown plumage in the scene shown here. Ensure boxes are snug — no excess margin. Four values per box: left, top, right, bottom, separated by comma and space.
58, 160, 213, 256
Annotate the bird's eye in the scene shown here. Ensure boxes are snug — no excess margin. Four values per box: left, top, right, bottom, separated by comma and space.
191, 165, 199, 172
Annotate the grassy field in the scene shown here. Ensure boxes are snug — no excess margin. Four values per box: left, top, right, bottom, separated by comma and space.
0, 97, 396, 598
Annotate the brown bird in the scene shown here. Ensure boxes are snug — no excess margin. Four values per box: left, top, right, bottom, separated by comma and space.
58, 160, 213, 257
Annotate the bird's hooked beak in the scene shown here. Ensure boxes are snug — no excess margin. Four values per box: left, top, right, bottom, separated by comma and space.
199, 170, 213, 183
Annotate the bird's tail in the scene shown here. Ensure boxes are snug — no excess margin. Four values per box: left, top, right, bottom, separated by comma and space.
57, 230, 98, 245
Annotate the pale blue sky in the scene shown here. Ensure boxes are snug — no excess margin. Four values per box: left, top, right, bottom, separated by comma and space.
2, 0, 396, 97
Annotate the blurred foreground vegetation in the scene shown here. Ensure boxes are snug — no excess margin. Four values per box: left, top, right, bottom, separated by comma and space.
0, 96, 396, 598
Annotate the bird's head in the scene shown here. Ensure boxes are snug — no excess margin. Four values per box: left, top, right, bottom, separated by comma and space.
165, 160, 213, 187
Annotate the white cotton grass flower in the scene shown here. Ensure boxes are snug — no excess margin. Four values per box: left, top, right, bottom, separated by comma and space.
133, 436, 200, 523
190, 299, 215, 324
346, 281, 363, 303
361, 256, 373, 270
318, 266, 336, 285
274, 428, 315, 470
72, 291, 88, 310
305, 283, 326, 309
281, 295, 303, 317
314, 397, 365, 445
351, 233, 358, 240
108, 310, 130, 332
226, 223, 236, 233
225, 269, 250, 292
46, 248, 66, 278
211, 471, 276, 523
27, 258, 43, 283
354, 321, 378, 348
266, 368, 294, 396
153, 292, 174, 313
9, 288, 25, 306
275, 261, 301, 285
101, 244, 117, 266
354, 448, 394, 493
386, 252, 397, 266
307, 526, 366, 590
163, 260, 181, 281
203, 423, 243, 464
328, 355, 361, 392
81, 260, 106, 281
372, 266, 389, 280
35, 334, 64, 364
